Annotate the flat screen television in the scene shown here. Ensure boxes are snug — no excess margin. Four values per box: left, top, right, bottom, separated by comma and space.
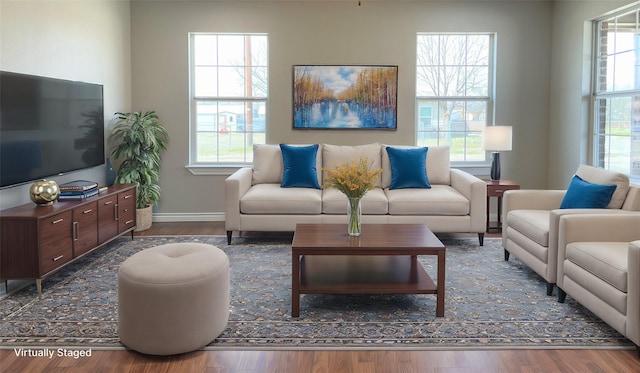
0, 71, 104, 188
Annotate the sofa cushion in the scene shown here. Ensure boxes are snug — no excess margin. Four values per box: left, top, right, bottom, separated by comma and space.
382, 145, 450, 188
507, 210, 550, 247
575, 165, 630, 209
560, 175, 616, 209
565, 241, 628, 293
240, 184, 321, 214
385, 185, 468, 215
322, 188, 388, 215
280, 144, 321, 189
322, 143, 382, 188
252, 144, 322, 186
385, 146, 431, 189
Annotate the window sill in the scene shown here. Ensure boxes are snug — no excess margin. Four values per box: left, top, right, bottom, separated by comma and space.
186, 164, 246, 176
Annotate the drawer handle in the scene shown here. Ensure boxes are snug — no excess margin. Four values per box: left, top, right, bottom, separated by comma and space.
125, 219, 134, 225
53, 255, 64, 262
495, 189, 504, 193
123, 208, 129, 213
73, 222, 79, 240
52, 218, 64, 224
115, 204, 119, 220
124, 195, 132, 199
83, 209, 93, 214
104, 201, 113, 205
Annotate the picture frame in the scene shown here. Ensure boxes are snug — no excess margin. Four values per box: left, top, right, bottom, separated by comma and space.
293, 65, 398, 130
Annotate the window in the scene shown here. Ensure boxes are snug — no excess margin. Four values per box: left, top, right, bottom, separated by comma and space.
189, 33, 268, 166
416, 33, 494, 163
593, 6, 640, 182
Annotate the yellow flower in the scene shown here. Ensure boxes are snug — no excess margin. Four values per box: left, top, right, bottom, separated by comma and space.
321, 157, 382, 199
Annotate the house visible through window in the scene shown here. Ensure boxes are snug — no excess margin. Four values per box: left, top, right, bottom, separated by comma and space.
592, 6, 640, 182
189, 33, 268, 165
416, 33, 494, 163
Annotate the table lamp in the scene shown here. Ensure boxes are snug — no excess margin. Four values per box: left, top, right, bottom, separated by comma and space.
483, 126, 512, 181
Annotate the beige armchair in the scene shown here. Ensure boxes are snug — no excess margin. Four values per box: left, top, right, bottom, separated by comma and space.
557, 214, 640, 353
502, 165, 640, 295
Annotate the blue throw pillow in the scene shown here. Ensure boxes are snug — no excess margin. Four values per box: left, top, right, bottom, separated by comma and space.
279, 144, 321, 189
386, 146, 431, 189
559, 175, 616, 209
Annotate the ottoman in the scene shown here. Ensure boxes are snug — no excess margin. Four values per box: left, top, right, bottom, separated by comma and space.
118, 243, 230, 355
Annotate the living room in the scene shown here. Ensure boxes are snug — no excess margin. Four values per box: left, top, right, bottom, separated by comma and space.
2, 0, 640, 371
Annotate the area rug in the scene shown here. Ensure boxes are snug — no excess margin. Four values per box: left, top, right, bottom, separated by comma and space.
0, 235, 633, 350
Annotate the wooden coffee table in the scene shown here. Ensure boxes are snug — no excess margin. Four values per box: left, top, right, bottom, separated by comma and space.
290, 223, 446, 317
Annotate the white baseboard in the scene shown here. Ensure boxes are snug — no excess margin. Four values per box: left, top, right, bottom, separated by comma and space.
152, 212, 225, 222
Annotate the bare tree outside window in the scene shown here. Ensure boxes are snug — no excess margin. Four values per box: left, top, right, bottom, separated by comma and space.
416, 33, 493, 162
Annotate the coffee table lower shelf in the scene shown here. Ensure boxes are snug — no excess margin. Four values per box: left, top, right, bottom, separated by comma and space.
293, 255, 442, 317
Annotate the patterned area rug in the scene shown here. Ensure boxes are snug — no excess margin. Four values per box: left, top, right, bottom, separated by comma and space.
0, 235, 632, 350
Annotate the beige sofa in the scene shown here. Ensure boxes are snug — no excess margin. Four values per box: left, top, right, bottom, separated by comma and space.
225, 143, 486, 244
557, 214, 640, 353
502, 165, 640, 295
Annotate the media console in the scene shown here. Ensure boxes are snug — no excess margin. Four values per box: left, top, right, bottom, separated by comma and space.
0, 184, 137, 299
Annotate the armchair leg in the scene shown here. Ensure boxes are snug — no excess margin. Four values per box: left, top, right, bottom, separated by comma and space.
558, 288, 566, 303
478, 233, 484, 246
504, 249, 510, 261
226, 231, 233, 245
546, 282, 554, 296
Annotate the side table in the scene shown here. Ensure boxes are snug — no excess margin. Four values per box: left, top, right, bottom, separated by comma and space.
485, 180, 520, 233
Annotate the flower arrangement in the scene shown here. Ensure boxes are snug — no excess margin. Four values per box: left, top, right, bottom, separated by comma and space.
322, 157, 382, 236
322, 157, 382, 199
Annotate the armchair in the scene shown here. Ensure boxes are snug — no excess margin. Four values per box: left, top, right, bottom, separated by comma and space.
502, 165, 640, 295
557, 214, 640, 353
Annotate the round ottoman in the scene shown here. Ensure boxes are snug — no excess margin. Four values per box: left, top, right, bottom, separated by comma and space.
118, 243, 230, 355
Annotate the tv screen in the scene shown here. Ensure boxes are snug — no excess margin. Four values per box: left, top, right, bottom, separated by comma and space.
0, 71, 104, 188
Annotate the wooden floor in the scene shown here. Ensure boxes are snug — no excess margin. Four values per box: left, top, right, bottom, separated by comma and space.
2, 222, 639, 372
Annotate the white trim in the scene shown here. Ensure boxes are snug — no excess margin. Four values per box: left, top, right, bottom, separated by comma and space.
186, 165, 243, 176
152, 212, 225, 222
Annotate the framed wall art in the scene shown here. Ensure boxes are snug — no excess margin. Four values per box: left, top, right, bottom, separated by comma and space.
293, 65, 398, 129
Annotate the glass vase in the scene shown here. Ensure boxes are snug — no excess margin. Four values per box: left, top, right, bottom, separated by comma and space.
347, 197, 362, 236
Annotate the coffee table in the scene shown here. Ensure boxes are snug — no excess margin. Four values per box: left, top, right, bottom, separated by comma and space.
290, 223, 446, 317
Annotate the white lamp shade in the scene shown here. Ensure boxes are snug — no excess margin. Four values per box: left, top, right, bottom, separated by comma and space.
483, 126, 512, 151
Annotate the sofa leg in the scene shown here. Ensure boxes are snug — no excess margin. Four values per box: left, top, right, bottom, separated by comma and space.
226, 231, 233, 245
504, 249, 510, 261
636, 344, 639, 358
546, 282, 554, 296
478, 233, 484, 246
558, 288, 566, 303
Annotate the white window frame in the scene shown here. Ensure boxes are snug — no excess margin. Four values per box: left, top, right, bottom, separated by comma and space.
592, 5, 640, 183
415, 33, 496, 168
187, 33, 268, 175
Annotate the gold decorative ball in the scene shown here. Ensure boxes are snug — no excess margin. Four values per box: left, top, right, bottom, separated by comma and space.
29, 179, 60, 206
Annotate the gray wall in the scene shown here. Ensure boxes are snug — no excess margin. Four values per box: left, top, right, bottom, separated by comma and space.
0, 0, 132, 210
130, 0, 562, 221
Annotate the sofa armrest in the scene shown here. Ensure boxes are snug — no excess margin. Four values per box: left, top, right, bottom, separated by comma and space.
557, 213, 640, 246
450, 169, 486, 232
225, 167, 253, 231
628, 240, 640, 345
502, 189, 566, 215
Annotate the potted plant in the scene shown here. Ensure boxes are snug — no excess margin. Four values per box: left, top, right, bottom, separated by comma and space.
109, 111, 168, 231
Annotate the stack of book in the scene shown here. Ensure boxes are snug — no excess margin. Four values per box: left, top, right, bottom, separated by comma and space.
58, 180, 99, 200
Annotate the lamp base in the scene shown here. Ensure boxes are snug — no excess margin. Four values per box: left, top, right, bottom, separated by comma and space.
490, 152, 501, 181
